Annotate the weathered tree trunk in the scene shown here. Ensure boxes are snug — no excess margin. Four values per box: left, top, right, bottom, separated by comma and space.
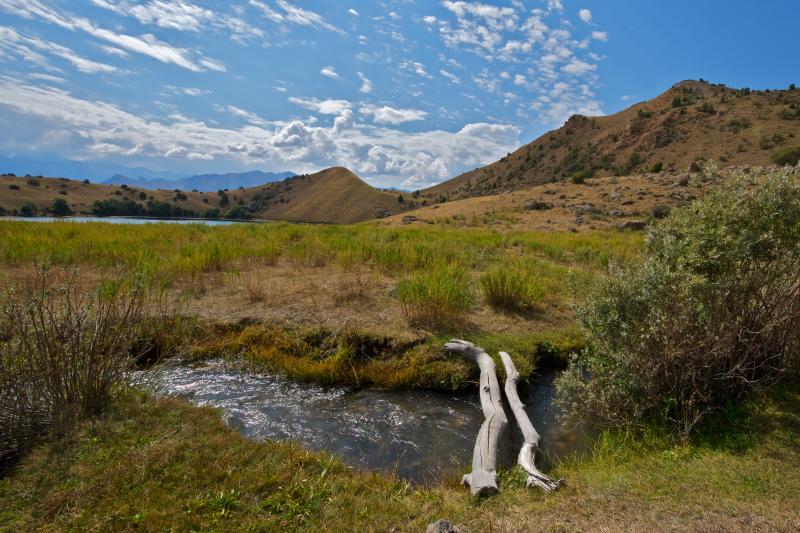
499, 351, 564, 492
445, 340, 507, 497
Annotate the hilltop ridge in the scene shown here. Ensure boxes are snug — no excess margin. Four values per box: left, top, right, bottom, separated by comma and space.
422, 80, 800, 200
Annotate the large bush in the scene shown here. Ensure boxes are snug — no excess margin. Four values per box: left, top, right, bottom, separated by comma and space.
557, 167, 800, 436
0, 268, 162, 469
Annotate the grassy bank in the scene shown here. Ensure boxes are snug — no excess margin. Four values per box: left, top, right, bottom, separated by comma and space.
1, 384, 797, 531
185, 321, 585, 391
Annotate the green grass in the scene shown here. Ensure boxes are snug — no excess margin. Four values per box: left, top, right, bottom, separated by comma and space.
1, 383, 797, 531
0, 220, 642, 282
397, 264, 475, 328
479, 260, 544, 312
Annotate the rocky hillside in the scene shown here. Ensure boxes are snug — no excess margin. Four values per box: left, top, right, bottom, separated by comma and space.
422, 80, 800, 200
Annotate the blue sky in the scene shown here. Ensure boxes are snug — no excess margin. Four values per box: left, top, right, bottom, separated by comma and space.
0, 1, 797, 187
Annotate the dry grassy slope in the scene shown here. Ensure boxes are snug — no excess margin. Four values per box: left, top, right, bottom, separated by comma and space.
246, 166, 410, 223
0, 167, 411, 224
0, 174, 218, 215
423, 80, 800, 200
386, 171, 701, 232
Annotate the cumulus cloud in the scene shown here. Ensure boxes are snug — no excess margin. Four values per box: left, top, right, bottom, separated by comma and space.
578, 8, 592, 23
359, 104, 427, 125
591, 31, 608, 41
348, 8, 359, 17
0, 78, 520, 187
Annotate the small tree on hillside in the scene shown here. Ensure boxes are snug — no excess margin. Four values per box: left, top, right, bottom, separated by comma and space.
50, 198, 73, 217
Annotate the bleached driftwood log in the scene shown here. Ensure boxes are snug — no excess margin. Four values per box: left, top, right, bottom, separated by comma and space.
499, 351, 564, 492
445, 339, 507, 497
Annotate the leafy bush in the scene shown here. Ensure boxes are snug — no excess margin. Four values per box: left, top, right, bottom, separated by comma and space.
397, 264, 474, 328
558, 167, 800, 436
698, 102, 716, 114
50, 198, 72, 217
19, 202, 36, 217
0, 268, 162, 469
8, 184, 19, 190
771, 146, 800, 166
480, 262, 543, 312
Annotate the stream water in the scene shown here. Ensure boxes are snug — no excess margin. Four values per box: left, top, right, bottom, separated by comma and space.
151, 360, 591, 484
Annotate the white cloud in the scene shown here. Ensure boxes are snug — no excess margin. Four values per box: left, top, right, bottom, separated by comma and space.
288, 96, 352, 115
399, 60, 432, 78
423, 15, 437, 25
357, 72, 373, 93
562, 58, 596, 75
547, 0, 564, 14
0, 78, 520, 187
348, 8, 359, 16
0, 0, 225, 72
440, 69, 461, 84
251, 0, 344, 34
359, 105, 427, 124
578, 8, 592, 23
0, 26, 120, 74
591, 31, 608, 41
90, 0, 264, 43
320, 66, 340, 79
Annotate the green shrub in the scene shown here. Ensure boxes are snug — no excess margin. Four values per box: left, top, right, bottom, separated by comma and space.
397, 265, 474, 328
557, 166, 800, 436
650, 162, 663, 173
19, 202, 36, 217
479, 263, 543, 312
50, 198, 72, 217
698, 102, 716, 114
771, 146, 800, 166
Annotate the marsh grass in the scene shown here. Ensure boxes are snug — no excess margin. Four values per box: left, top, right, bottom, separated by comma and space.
480, 260, 544, 312
396, 264, 475, 328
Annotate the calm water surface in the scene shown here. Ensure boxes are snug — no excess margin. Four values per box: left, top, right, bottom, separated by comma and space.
151, 360, 591, 484
1, 216, 253, 226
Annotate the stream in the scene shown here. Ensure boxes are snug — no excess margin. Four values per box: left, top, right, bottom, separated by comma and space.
150, 359, 591, 484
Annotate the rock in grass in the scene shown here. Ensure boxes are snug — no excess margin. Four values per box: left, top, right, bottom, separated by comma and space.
427, 519, 462, 533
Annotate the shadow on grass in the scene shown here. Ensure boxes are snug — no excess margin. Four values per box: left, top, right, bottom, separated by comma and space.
690, 380, 800, 455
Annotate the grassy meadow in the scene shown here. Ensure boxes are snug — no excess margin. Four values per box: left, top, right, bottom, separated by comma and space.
0, 220, 641, 390
2, 197, 798, 531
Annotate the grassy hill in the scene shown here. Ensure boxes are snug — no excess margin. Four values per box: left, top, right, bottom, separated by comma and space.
245, 167, 410, 223
0, 167, 411, 224
422, 80, 800, 200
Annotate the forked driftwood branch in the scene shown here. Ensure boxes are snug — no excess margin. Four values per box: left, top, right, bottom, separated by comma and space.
499, 351, 564, 492
445, 339, 507, 497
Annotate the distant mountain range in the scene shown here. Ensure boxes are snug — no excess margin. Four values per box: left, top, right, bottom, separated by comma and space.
0, 155, 294, 192
102, 171, 296, 192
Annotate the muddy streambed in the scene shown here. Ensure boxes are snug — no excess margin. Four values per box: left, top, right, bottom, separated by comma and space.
150, 359, 591, 484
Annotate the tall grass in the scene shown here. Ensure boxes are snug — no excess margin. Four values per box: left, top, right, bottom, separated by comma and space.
0, 266, 163, 470
480, 261, 544, 312
396, 264, 474, 328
